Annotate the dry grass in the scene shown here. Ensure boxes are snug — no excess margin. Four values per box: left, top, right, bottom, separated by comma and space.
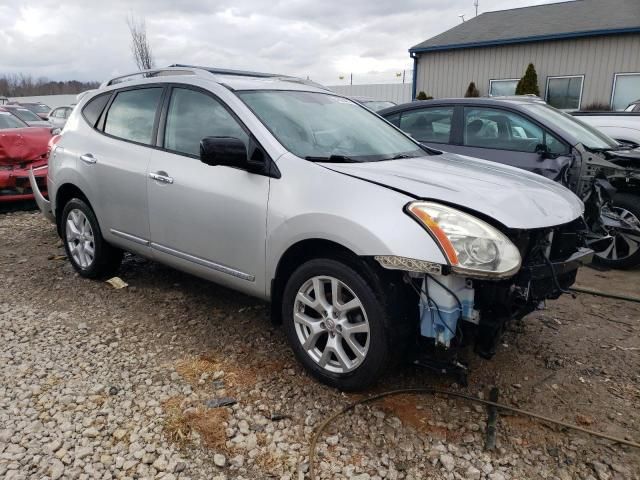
163, 395, 229, 449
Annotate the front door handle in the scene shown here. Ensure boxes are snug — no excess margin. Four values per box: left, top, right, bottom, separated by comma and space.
149, 171, 174, 184
80, 153, 97, 164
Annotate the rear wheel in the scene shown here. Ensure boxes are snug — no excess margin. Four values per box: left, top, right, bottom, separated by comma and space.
61, 198, 123, 278
589, 193, 640, 269
282, 258, 410, 391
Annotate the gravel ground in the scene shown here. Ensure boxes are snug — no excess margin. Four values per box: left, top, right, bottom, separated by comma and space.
0, 209, 639, 480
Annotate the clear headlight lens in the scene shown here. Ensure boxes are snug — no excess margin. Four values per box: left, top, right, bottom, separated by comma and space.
406, 201, 521, 278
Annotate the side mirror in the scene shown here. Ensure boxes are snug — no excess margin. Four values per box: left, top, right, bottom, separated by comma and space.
200, 136, 247, 168
535, 143, 550, 159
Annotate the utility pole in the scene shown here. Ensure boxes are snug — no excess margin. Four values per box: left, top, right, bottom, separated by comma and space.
350, 73, 353, 85
474, 0, 479, 16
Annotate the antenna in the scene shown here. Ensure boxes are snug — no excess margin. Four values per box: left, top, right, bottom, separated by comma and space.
458, 13, 466, 22
474, 0, 479, 16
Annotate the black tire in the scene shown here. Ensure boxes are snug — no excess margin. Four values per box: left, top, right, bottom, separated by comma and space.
593, 193, 640, 269
61, 198, 123, 279
281, 258, 412, 391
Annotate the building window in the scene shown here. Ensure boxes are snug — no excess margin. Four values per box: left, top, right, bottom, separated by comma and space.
611, 73, 640, 111
545, 75, 583, 110
488, 79, 519, 97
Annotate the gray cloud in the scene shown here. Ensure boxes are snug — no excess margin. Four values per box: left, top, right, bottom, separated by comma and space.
1, 0, 556, 85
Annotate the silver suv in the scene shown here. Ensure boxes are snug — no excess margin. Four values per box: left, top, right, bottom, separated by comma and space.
32, 66, 592, 390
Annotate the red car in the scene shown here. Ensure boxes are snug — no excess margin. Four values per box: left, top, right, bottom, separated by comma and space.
0, 111, 52, 202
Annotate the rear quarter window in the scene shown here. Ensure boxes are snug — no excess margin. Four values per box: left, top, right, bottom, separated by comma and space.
82, 93, 111, 128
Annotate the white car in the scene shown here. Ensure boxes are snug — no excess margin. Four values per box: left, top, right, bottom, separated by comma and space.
48, 106, 75, 129
572, 111, 640, 146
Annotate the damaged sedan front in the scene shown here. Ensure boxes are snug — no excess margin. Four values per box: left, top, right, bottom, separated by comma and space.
0, 111, 52, 202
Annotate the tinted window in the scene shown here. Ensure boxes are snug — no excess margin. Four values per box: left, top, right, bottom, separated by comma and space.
164, 88, 248, 157
104, 88, 162, 144
384, 112, 401, 127
82, 93, 111, 127
399, 107, 453, 143
464, 107, 567, 154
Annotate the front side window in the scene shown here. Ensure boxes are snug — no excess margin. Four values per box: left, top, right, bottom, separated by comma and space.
464, 107, 567, 154
238, 91, 424, 162
612, 73, 640, 111
104, 88, 163, 145
489, 79, 519, 97
398, 107, 453, 143
546, 76, 583, 110
164, 88, 248, 157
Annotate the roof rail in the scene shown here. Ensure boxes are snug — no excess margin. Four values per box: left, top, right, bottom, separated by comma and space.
169, 64, 291, 79
100, 67, 210, 88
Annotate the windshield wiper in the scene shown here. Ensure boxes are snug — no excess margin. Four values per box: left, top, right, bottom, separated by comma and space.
304, 155, 358, 163
388, 154, 416, 160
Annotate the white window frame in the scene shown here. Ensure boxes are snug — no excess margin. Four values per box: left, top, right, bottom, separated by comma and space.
545, 74, 584, 111
488, 78, 519, 97
611, 72, 640, 111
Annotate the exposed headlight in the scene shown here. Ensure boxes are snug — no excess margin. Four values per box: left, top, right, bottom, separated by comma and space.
406, 201, 521, 278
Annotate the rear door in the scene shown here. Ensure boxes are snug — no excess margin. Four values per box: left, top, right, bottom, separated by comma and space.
146, 85, 270, 295
82, 86, 164, 253
441, 106, 571, 180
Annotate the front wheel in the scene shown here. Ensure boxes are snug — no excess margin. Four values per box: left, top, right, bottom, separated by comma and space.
282, 258, 408, 391
589, 193, 640, 269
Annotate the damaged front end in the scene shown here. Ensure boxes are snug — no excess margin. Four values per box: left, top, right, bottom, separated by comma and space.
0, 127, 52, 202
377, 206, 592, 377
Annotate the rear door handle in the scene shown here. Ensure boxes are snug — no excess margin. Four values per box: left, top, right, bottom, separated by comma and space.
80, 153, 97, 164
149, 172, 174, 184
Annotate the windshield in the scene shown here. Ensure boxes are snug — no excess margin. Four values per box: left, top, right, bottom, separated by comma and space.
523, 103, 619, 150
363, 101, 396, 112
238, 91, 425, 161
10, 108, 41, 122
0, 111, 27, 129
23, 103, 51, 113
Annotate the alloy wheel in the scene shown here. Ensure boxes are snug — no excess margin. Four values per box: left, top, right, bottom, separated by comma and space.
65, 209, 95, 269
293, 275, 370, 374
588, 206, 640, 262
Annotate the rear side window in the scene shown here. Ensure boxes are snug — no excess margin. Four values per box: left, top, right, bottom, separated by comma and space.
82, 93, 111, 127
398, 107, 454, 143
163, 88, 248, 157
104, 88, 163, 145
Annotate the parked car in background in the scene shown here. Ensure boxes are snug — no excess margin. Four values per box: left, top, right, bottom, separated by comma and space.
380, 97, 640, 268
1, 105, 52, 127
571, 111, 640, 146
350, 96, 396, 112
625, 100, 640, 112
18, 102, 51, 120
0, 111, 51, 202
31, 66, 591, 390
48, 106, 74, 129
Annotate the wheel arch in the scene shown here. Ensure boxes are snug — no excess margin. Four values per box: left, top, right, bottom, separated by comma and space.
54, 183, 93, 237
269, 238, 408, 325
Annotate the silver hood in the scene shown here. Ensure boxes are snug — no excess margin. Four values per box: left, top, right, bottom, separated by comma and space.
323, 153, 584, 229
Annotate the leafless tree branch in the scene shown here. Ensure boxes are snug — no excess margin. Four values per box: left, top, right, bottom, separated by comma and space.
127, 15, 155, 71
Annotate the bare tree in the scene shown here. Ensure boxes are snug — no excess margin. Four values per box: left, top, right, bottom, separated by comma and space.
127, 15, 155, 71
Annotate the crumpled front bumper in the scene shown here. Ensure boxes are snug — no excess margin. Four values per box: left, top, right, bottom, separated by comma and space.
28, 165, 55, 223
0, 160, 47, 202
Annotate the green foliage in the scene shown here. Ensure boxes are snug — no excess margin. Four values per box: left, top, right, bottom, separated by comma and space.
515, 63, 540, 96
464, 81, 480, 97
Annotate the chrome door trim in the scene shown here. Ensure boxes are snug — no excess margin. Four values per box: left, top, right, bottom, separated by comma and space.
110, 229, 150, 246
150, 242, 255, 281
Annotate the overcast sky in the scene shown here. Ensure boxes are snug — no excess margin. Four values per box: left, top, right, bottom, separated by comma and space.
1, 0, 557, 86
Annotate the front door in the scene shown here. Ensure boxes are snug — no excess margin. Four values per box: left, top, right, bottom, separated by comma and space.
443, 106, 571, 181
147, 86, 270, 296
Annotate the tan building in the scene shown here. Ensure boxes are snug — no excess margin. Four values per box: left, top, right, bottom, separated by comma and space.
410, 0, 640, 110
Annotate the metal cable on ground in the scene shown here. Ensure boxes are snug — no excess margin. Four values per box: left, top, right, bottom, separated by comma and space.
570, 286, 640, 305
306, 388, 640, 480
